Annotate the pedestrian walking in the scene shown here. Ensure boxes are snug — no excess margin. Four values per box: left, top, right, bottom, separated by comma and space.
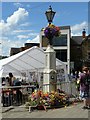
79, 66, 90, 109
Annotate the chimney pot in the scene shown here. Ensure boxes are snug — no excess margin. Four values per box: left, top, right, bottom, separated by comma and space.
82, 29, 86, 38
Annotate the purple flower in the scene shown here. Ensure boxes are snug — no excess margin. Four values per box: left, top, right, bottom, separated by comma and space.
44, 26, 60, 39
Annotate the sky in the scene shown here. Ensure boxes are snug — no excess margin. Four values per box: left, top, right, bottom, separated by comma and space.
0, 1, 89, 56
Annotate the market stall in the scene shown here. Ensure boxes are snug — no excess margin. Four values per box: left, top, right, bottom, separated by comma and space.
0, 46, 68, 83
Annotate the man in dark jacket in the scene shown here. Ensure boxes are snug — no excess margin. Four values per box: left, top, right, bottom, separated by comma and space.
79, 67, 90, 109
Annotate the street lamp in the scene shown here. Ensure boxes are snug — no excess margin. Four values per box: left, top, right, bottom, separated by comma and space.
43, 6, 57, 93
45, 6, 56, 25
44, 6, 59, 45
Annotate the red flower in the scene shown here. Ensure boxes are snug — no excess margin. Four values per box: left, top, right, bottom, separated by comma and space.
55, 26, 60, 31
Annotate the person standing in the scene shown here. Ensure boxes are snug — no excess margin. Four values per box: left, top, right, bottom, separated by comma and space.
79, 67, 90, 109
8, 73, 14, 105
9, 73, 15, 86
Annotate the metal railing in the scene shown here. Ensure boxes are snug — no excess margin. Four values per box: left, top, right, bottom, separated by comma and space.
1, 85, 36, 107
1, 80, 78, 107
56, 80, 78, 96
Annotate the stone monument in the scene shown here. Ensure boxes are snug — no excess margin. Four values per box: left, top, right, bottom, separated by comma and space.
43, 44, 57, 93
43, 6, 60, 93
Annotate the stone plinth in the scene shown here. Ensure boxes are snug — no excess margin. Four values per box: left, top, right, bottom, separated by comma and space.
43, 45, 57, 93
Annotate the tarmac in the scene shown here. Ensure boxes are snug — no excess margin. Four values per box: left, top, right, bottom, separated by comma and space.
1, 102, 90, 119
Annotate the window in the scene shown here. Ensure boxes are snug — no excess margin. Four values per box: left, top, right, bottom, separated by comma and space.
53, 34, 67, 46
42, 34, 67, 47
56, 50, 67, 62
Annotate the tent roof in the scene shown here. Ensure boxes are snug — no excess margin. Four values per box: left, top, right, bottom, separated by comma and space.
0, 46, 66, 76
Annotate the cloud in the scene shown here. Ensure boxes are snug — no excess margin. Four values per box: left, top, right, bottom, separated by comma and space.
7, 8, 28, 26
26, 35, 39, 43
17, 35, 30, 39
17, 33, 39, 39
28, 33, 38, 36
0, 20, 10, 36
1, 35, 39, 56
26, 4, 31, 8
0, 48, 1, 55
1, 38, 24, 56
13, 29, 33, 33
0, 8, 29, 56
0, 8, 29, 36
71, 21, 88, 36
13, 3, 23, 8
0, 7, 39, 56
20, 22, 30, 27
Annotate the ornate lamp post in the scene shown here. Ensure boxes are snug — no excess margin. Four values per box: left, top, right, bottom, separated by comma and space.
45, 5, 56, 45
43, 6, 59, 93
45, 6, 56, 25
44, 6, 60, 45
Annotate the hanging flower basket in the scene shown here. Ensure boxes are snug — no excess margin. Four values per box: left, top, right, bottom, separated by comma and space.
44, 24, 60, 40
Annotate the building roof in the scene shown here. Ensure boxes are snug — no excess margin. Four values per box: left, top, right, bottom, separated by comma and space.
71, 36, 83, 45
10, 48, 20, 56
25, 43, 39, 47
81, 34, 90, 44
0, 46, 66, 77
60, 26, 70, 30
41, 25, 70, 31
86, 34, 90, 40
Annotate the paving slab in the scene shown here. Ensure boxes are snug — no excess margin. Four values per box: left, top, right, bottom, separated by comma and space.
1, 102, 89, 118
2, 106, 14, 113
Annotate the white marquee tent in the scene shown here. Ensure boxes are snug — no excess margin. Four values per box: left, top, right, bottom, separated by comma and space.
0, 46, 68, 82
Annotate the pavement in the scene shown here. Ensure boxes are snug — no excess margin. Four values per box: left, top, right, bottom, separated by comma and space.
2, 106, 14, 113
1, 102, 90, 118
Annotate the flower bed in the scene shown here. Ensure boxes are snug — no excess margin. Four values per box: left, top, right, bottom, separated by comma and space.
25, 90, 69, 110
